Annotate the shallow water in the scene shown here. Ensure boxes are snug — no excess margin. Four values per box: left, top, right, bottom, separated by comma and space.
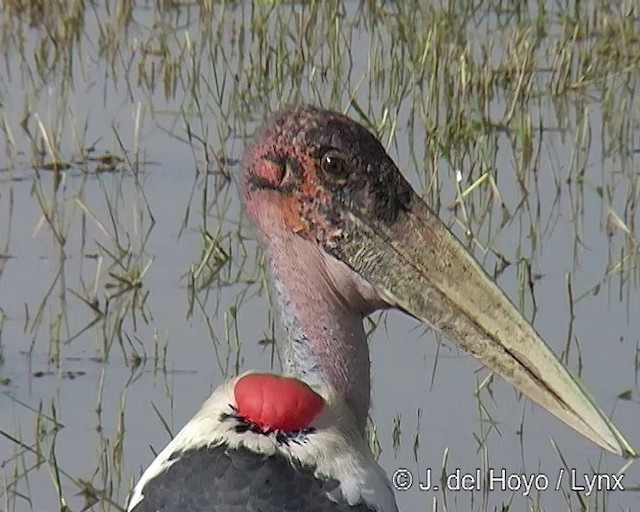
0, 2, 638, 511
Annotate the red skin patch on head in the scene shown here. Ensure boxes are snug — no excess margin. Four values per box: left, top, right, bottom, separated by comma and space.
258, 159, 286, 184
234, 374, 325, 431
278, 195, 309, 235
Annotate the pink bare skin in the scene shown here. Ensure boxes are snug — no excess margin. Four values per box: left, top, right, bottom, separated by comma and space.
242, 107, 398, 432
244, 165, 387, 433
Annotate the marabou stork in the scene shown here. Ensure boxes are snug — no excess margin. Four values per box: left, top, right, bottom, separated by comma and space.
128, 105, 635, 511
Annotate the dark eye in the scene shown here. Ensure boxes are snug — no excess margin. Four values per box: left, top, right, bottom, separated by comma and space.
320, 149, 348, 184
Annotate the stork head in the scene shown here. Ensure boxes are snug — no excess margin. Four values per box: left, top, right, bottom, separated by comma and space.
243, 106, 411, 254
242, 105, 635, 458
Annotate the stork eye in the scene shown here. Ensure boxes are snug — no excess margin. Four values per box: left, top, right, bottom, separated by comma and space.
320, 149, 348, 184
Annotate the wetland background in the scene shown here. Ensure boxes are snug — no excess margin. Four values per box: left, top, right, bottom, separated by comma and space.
0, 1, 639, 511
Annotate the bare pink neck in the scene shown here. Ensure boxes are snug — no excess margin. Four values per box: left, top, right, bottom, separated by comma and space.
263, 234, 371, 434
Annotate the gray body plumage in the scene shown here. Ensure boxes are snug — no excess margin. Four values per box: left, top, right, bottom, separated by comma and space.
131, 444, 375, 512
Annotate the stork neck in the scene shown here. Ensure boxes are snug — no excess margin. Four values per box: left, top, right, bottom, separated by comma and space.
264, 236, 371, 434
